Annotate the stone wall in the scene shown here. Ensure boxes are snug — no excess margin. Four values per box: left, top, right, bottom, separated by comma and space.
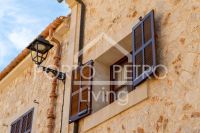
78, 0, 200, 132
0, 0, 200, 132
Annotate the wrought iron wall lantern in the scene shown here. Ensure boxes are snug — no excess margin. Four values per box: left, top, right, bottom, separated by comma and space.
27, 35, 66, 80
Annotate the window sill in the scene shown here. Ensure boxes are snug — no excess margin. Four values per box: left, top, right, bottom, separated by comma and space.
81, 83, 148, 132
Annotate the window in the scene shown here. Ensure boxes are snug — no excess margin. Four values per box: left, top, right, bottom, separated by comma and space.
69, 10, 156, 122
110, 56, 132, 102
10, 108, 34, 133
69, 60, 94, 123
132, 10, 156, 87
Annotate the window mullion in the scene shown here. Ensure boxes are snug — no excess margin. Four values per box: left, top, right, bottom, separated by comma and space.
134, 39, 151, 55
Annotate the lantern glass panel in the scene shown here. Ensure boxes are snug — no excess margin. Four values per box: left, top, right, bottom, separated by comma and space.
34, 43, 46, 52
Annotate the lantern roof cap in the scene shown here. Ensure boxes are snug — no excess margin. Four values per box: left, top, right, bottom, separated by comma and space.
27, 35, 53, 54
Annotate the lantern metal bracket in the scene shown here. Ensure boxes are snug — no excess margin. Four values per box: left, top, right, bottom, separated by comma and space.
39, 65, 66, 81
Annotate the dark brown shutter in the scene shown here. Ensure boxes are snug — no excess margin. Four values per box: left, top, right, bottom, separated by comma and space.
132, 10, 156, 87
10, 108, 34, 133
69, 60, 94, 123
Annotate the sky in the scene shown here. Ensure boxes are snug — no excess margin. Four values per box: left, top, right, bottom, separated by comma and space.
0, 0, 70, 71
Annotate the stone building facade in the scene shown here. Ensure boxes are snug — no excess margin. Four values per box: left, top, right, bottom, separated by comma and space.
0, 0, 200, 133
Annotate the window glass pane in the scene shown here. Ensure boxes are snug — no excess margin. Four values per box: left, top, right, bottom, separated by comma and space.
126, 63, 132, 81
135, 51, 143, 77
122, 65, 127, 81
117, 66, 125, 81
114, 62, 128, 87
115, 70, 122, 81
134, 24, 142, 51
144, 16, 152, 43
70, 93, 79, 116
144, 43, 153, 70
115, 70, 122, 87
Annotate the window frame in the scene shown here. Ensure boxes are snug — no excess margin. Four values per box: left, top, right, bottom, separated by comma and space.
132, 10, 156, 87
10, 108, 34, 133
68, 10, 156, 123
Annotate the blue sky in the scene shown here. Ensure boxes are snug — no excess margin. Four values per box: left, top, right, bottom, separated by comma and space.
0, 0, 70, 71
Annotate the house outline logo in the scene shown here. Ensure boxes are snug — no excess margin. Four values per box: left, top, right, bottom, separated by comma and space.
74, 32, 132, 63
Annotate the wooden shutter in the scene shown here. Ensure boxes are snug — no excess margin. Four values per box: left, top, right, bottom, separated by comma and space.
132, 10, 156, 87
10, 108, 34, 133
69, 60, 94, 123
